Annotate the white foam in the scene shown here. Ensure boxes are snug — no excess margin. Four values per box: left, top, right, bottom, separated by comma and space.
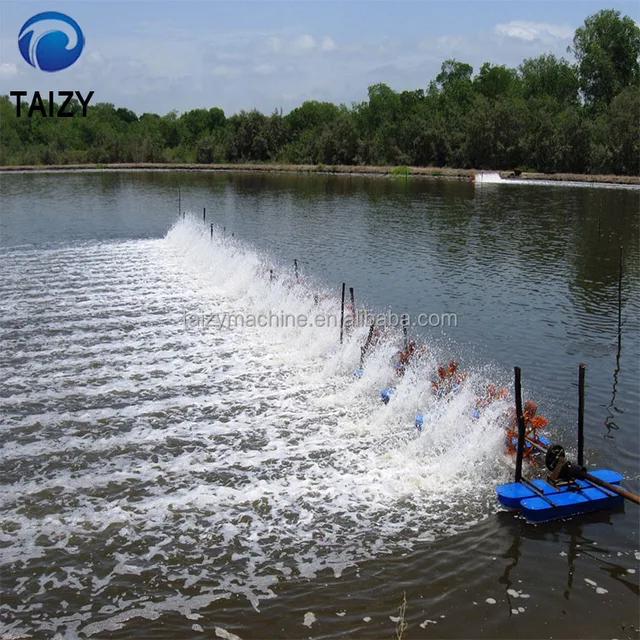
302, 612, 316, 628
474, 172, 640, 190
215, 628, 243, 640
0, 217, 519, 636
475, 172, 503, 184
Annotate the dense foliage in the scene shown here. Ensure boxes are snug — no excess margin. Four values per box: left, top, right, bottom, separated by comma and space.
1, 10, 638, 174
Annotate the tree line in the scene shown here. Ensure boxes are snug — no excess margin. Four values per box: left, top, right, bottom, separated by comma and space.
1, 9, 638, 175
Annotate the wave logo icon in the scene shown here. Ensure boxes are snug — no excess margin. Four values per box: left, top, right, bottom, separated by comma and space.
18, 11, 85, 72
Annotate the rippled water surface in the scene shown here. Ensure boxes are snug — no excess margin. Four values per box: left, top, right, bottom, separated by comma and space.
1, 171, 639, 639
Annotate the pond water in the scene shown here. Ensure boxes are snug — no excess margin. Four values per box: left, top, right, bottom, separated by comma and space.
1, 170, 638, 639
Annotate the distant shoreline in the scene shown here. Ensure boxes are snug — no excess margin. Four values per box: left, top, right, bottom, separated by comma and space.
1, 162, 639, 185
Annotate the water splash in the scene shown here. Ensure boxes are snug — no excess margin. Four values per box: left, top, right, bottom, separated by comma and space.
0, 215, 517, 636
473, 172, 640, 190
475, 172, 504, 184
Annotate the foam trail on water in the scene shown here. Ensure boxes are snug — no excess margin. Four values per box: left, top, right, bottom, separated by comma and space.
0, 215, 517, 636
474, 171, 640, 190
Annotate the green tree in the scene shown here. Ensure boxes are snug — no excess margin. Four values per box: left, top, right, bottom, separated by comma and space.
519, 54, 579, 107
285, 100, 340, 136
435, 59, 474, 93
226, 110, 270, 161
116, 107, 138, 124
431, 60, 475, 167
606, 86, 640, 174
317, 111, 357, 164
571, 9, 640, 107
208, 107, 226, 130
179, 108, 213, 147
474, 63, 521, 100
465, 95, 525, 169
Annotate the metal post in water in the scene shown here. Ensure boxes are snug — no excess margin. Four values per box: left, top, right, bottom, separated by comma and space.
514, 366, 526, 483
578, 363, 586, 467
270, 269, 274, 283
203, 207, 206, 221
294, 259, 299, 283
210, 223, 214, 239
339, 282, 346, 344
349, 287, 356, 324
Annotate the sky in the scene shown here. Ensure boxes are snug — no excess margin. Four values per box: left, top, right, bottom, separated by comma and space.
0, 0, 638, 117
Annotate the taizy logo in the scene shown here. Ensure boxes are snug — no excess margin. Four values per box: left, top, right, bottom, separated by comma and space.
18, 11, 85, 72
11, 11, 94, 117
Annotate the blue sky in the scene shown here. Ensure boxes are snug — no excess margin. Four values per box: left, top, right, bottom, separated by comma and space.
1, 1, 638, 116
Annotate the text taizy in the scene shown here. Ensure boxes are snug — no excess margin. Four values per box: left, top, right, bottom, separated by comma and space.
10, 90, 94, 117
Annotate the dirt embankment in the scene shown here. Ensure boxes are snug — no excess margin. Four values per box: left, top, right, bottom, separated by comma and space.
1, 162, 638, 185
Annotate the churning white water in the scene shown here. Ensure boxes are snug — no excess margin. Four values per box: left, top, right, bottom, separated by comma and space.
0, 215, 516, 636
473, 171, 640, 189
474, 172, 504, 184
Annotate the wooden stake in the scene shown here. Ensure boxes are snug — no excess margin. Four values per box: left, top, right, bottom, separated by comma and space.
578, 363, 585, 467
339, 282, 346, 344
349, 287, 356, 324
360, 322, 375, 368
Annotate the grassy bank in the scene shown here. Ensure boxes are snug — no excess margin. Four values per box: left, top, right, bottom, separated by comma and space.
0, 162, 639, 185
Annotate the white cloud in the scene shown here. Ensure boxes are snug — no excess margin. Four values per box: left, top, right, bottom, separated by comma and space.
292, 34, 316, 52
340, 43, 365, 53
265, 34, 322, 55
266, 36, 281, 52
215, 52, 247, 62
494, 21, 573, 42
253, 63, 276, 76
211, 65, 242, 79
321, 36, 337, 52
0, 62, 18, 78
86, 51, 104, 64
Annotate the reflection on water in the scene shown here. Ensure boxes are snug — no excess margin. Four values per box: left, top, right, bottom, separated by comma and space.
494, 508, 632, 606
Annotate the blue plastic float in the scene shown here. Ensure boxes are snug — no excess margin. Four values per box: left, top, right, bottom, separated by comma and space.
380, 388, 395, 404
496, 470, 624, 522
